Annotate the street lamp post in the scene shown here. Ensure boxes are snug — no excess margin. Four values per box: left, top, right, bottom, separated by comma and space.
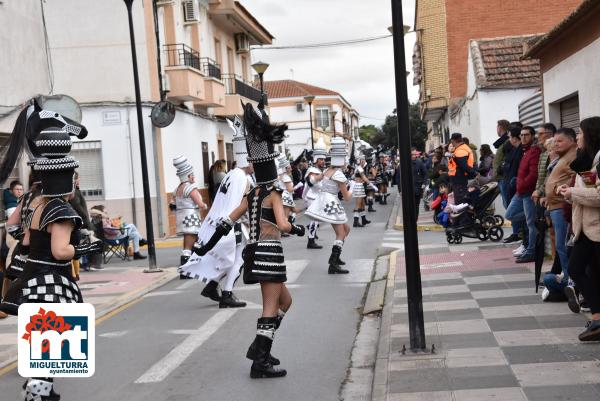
331, 110, 337, 137
123, 0, 160, 272
304, 95, 315, 150
252, 61, 269, 110
390, 0, 426, 351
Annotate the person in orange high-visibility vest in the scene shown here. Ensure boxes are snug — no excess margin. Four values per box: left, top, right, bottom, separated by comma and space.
448, 133, 476, 204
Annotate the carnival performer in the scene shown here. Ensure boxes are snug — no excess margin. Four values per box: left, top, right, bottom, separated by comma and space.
1, 107, 101, 401
277, 154, 297, 222
179, 117, 251, 308
351, 155, 372, 227
375, 153, 390, 204
193, 103, 305, 378
306, 136, 352, 274
303, 140, 327, 249
0, 100, 88, 316
171, 155, 207, 278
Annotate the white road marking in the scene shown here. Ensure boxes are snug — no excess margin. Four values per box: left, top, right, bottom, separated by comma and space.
144, 290, 182, 298
135, 309, 238, 383
285, 259, 309, 284
99, 330, 129, 338
176, 280, 199, 290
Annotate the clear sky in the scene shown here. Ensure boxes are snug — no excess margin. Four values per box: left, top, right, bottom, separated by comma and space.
242, 0, 418, 127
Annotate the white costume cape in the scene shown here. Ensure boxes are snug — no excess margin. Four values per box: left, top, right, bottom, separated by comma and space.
179, 168, 248, 285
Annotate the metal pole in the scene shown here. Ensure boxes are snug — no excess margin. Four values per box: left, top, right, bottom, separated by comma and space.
258, 72, 265, 110
308, 101, 314, 150
124, 0, 160, 272
390, 0, 426, 350
152, 0, 165, 101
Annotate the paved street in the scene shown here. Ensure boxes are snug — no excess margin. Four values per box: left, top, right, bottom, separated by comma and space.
0, 198, 395, 401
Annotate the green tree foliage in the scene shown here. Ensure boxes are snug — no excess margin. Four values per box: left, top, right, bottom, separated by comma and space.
360, 103, 427, 151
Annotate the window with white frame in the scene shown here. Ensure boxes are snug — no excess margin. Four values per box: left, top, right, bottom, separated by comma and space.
315, 107, 330, 130
71, 141, 104, 199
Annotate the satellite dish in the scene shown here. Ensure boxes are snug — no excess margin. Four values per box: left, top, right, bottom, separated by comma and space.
35, 94, 82, 123
151, 101, 176, 128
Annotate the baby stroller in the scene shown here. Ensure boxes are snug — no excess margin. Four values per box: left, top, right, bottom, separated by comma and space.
446, 182, 504, 244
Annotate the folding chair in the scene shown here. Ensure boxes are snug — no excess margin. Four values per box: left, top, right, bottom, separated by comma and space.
91, 217, 130, 264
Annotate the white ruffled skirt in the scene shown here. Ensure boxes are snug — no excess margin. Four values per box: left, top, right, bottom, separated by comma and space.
305, 192, 347, 224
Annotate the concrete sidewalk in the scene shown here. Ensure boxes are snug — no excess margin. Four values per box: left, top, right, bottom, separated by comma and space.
0, 264, 178, 371
373, 227, 600, 400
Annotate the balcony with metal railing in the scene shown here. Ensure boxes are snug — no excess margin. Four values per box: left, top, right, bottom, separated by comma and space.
163, 44, 225, 107
215, 74, 265, 116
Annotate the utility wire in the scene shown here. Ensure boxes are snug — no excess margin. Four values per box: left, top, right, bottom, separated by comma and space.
251, 34, 392, 50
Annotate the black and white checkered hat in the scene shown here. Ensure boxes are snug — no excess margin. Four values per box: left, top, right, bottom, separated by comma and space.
33, 128, 79, 197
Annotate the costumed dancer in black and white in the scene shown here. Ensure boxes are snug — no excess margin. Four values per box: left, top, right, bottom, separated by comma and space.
193, 103, 305, 378
179, 116, 251, 308
0, 103, 102, 401
306, 136, 352, 274
171, 155, 207, 279
351, 154, 371, 228
375, 153, 390, 204
303, 139, 327, 249
277, 154, 297, 222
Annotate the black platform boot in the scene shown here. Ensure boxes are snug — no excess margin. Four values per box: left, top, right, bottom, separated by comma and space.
200, 280, 221, 302
328, 245, 349, 274
353, 215, 363, 228
247, 318, 286, 378
367, 198, 377, 212
23, 378, 60, 401
219, 291, 247, 308
179, 255, 192, 279
307, 238, 323, 249
361, 209, 371, 225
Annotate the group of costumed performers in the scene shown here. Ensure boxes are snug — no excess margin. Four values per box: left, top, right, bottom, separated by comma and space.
178, 116, 253, 308
302, 139, 327, 249
0, 101, 103, 401
170, 155, 208, 278
183, 102, 306, 378
305, 136, 352, 274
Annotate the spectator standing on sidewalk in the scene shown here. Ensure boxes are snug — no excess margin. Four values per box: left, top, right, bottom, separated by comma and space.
448, 133, 476, 204
410, 148, 428, 217
532, 123, 557, 204
493, 120, 511, 207
505, 126, 542, 263
3, 180, 23, 218
559, 116, 600, 341
541, 128, 577, 306
502, 127, 524, 243
476, 144, 494, 185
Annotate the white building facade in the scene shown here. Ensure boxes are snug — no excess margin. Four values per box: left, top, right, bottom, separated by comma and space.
264, 80, 360, 159
0, 0, 272, 236
449, 36, 541, 148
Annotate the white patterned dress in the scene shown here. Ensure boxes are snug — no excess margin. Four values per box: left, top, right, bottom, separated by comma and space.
305, 169, 348, 224
174, 182, 202, 235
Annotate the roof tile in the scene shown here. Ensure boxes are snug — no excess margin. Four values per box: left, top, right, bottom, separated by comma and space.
470, 35, 543, 89
264, 80, 340, 99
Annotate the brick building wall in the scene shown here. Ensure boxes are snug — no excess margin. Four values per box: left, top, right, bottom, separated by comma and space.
444, 0, 581, 100
415, 0, 450, 104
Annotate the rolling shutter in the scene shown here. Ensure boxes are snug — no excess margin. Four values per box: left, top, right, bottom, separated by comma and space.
560, 96, 580, 131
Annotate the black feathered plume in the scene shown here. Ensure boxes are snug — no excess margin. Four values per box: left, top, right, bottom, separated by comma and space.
242, 101, 286, 145
349, 140, 357, 167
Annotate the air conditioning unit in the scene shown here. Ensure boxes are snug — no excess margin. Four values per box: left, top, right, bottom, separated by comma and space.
296, 103, 305, 112
183, 0, 199, 23
235, 33, 250, 54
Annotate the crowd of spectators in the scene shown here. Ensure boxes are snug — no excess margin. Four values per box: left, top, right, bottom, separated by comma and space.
409, 116, 600, 342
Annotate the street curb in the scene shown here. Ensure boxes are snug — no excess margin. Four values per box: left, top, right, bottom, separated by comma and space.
395, 216, 513, 232
142, 240, 183, 250
370, 250, 398, 401
0, 268, 179, 372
